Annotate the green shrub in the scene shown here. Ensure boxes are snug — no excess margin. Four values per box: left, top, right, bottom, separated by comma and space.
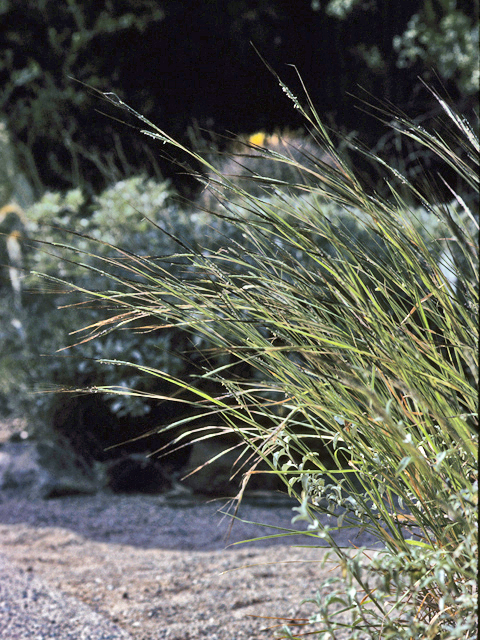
1, 173, 303, 451
2, 177, 206, 427
393, 4, 479, 96
321, 0, 479, 96
53, 81, 478, 638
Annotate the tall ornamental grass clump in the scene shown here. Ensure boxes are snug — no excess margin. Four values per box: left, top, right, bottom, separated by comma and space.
43, 78, 478, 639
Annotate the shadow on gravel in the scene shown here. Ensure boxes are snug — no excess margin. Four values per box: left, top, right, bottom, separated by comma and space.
0, 490, 384, 551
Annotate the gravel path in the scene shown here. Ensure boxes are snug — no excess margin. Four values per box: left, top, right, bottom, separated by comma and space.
0, 490, 383, 551
0, 490, 383, 639
0, 553, 134, 640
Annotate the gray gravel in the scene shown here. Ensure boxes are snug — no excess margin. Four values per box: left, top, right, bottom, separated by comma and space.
0, 489, 384, 639
0, 554, 134, 640
0, 489, 384, 551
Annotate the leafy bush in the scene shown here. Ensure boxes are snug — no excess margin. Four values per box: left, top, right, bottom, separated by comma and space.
393, 3, 479, 96
321, 0, 479, 96
2, 176, 228, 450
54, 80, 478, 639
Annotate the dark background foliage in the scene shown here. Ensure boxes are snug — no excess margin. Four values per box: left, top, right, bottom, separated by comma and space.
1, 0, 478, 197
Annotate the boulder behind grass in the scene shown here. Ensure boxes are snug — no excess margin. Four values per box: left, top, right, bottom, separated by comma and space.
182, 437, 284, 496
0, 437, 100, 498
197, 130, 341, 210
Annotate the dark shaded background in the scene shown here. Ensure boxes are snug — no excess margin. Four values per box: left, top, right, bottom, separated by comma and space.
1, 0, 477, 196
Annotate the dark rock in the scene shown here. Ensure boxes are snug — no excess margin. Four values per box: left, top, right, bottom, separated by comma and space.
106, 454, 173, 494
50, 393, 193, 467
180, 438, 283, 496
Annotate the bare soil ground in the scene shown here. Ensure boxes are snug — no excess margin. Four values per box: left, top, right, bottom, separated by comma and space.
0, 419, 379, 639
0, 492, 374, 640
0, 522, 330, 640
